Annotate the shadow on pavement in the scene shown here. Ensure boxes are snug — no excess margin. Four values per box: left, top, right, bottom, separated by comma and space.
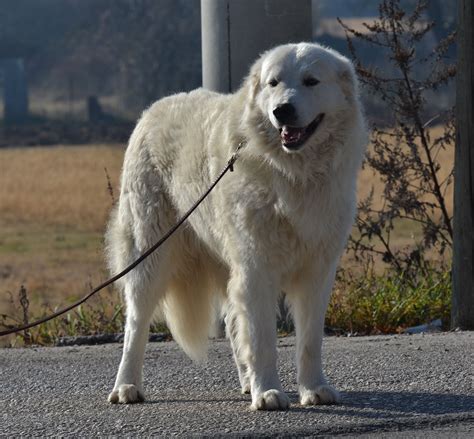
138, 391, 474, 419
289, 391, 474, 419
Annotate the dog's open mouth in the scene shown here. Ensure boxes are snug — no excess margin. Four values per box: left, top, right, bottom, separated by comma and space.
279, 113, 325, 150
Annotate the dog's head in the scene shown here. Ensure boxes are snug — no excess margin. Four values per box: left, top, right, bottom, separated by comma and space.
242, 43, 359, 154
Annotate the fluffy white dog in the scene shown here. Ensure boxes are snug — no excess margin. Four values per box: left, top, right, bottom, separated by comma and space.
106, 42, 367, 410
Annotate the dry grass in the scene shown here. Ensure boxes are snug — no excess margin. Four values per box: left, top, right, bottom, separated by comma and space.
0, 145, 124, 320
0, 144, 124, 231
0, 129, 454, 326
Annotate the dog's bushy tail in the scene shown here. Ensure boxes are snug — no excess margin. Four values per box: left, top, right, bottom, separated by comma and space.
159, 265, 219, 363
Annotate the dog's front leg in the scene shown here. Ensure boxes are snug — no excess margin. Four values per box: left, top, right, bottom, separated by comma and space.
227, 268, 289, 411
289, 263, 341, 406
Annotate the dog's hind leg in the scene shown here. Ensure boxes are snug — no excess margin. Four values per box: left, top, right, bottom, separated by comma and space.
225, 309, 251, 394
106, 164, 174, 404
109, 273, 157, 403
108, 266, 165, 404
107, 233, 172, 404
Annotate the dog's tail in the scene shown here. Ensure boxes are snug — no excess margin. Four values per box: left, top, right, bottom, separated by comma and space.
158, 256, 222, 363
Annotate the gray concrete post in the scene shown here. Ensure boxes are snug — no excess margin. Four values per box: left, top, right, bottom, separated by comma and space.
3, 58, 29, 124
201, 0, 232, 92
201, 0, 312, 93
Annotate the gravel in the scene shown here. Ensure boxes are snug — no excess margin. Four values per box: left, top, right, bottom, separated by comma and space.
1, 332, 473, 437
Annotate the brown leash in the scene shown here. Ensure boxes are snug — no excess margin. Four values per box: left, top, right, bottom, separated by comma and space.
0, 141, 246, 337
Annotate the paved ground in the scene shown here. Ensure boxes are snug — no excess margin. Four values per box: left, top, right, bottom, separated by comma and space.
1, 332, 473, 437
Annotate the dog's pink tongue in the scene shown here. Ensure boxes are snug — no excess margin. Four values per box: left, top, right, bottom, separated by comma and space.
281, 126, 304, 143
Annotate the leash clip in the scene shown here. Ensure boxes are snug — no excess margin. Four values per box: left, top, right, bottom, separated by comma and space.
228, 141, 247, 172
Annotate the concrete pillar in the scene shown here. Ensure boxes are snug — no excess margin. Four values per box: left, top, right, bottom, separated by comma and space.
201, 0, 312, 93
3, 58, 29, 124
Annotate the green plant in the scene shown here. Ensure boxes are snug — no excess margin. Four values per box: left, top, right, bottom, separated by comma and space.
326, 263, 451, 334
0, 284, 171, 346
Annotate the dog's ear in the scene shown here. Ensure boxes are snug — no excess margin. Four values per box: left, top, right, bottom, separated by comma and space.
336, 57, 358, 102
243, 56, 264, 101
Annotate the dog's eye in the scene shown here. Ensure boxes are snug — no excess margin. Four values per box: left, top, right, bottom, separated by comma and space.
303, 77, 320, 87
268, 78, 279, 87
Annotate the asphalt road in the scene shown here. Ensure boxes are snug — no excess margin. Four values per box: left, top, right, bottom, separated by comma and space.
1, 332, 473, 437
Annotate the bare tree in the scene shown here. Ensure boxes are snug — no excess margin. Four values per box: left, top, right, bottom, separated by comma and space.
95, 0, 201, 112
339, 0, 456, 276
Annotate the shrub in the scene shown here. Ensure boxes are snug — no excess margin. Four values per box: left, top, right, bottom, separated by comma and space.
339, 0, 455, 276
327, 264, 451, 334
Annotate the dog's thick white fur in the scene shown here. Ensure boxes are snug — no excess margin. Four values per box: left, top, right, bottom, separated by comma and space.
106, 43, 367, 410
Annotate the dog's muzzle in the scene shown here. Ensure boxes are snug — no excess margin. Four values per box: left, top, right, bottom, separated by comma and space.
279, 113, 325, 150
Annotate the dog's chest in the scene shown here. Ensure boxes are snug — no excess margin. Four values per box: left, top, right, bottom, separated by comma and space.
216, 167, 353, 274
272, 186, 332, 244
246, 179, 345, 266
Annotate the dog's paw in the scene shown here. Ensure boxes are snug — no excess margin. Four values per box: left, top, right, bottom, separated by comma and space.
251, 389, 290, 411
300, 384, 341, 406
239, 375, 251, 394
108, 384, 145, 404
241, 383, 251, 394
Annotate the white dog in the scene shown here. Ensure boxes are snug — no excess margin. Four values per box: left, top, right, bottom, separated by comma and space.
106, 42, 367, 410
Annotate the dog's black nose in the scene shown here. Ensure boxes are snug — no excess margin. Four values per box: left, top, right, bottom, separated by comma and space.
273, 103, 296, 125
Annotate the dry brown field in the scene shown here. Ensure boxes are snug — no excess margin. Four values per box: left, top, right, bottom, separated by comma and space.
0, 144, 124, 317
0, 128, 453, 319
